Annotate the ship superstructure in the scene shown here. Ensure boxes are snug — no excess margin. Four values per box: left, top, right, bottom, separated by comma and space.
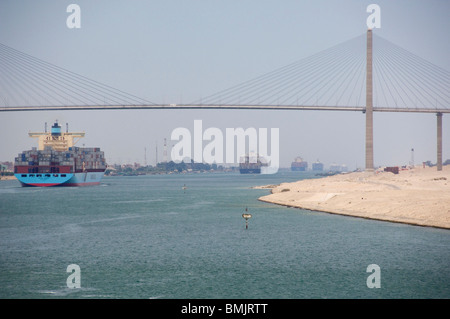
28, 122, 85, 152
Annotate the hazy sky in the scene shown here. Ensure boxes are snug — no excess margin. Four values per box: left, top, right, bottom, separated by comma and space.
0, 0, 449, 169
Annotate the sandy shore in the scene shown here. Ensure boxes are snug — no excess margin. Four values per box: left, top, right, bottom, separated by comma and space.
257, 165, 450, 229
0, 175, 16, 181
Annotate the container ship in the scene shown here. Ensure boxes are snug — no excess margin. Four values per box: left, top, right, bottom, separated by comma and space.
14, 121, 107, 187
239, 153, 266, 174
312, 160, 324, 171
291, 157, 308, 171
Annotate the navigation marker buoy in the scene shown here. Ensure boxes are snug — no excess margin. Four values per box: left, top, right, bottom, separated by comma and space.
242, 208, 252, 229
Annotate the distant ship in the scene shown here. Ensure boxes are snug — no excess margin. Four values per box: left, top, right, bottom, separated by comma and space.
329, 163, 348, 172
291, 157, 308, 171
312, 160, 324, 171
14, 121, 107, 187
239, 153, 266, 174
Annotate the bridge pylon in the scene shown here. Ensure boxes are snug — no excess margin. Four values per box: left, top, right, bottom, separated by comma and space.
365, 29, 374, 172
437, 112, 443, 171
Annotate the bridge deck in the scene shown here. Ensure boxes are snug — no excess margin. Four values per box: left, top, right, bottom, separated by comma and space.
0, 104, 448, 113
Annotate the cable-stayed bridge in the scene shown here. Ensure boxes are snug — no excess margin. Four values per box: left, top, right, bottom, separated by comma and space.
0, 31, 449, 170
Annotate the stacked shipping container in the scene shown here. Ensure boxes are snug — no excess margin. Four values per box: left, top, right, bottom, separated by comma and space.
14, 146, 106, 174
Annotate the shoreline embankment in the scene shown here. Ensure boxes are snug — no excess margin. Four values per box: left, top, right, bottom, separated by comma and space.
256, 166, 450, 229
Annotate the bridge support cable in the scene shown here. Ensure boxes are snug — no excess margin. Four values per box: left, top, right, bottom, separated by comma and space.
0, 43, 156, 108
372, 35, 450, 111
1, 33, 449, 113
192, 34, 367, 108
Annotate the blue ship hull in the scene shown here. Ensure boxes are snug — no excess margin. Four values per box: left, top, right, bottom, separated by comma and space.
15, 171, 105, 187
239, 168, 261, 174
291, 167, 307, 171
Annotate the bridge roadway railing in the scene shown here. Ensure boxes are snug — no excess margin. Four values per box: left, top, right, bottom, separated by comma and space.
0, 104, 448, 113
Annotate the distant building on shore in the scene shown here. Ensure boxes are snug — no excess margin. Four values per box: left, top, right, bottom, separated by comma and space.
0, 161, 14, 172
